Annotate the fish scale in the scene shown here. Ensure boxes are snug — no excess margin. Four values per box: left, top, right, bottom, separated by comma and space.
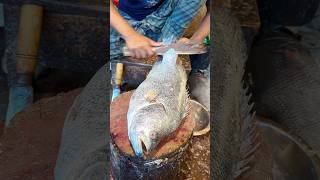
127, 49, 189, 157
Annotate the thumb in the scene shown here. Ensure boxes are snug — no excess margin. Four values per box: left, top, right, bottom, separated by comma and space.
178, 38, 191, 44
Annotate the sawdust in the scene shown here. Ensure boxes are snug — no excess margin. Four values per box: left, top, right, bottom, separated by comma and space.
179, 134, 210, 179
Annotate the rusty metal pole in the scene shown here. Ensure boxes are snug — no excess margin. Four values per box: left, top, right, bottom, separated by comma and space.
5, 4, 43, 125
16, 4, 43, 78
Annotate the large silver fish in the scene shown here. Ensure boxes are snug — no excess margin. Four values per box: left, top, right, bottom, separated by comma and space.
127, 49, 190, 157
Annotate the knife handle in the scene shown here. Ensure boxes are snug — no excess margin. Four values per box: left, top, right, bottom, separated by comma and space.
115, 63, 124, 86
122, 46, 158, 56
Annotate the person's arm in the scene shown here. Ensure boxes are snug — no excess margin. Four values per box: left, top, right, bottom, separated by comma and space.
179, 11, 210, 45
110, 1, 136, 39
190, 12, 210, 43
110, 1, 161, 58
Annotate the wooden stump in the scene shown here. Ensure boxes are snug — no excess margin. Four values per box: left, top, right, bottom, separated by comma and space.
110, 91, 194, 180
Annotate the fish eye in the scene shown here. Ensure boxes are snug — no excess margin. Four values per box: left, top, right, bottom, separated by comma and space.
150, 132, 156, 139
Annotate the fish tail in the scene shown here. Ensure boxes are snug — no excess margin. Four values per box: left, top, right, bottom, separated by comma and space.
182, 86, 191, 118
162, 48, 178, 66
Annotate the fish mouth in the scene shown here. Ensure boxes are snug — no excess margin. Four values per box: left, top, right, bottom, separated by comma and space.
139, 138, 148, 154
138, 135, 153, 155
129, 131, 152, 158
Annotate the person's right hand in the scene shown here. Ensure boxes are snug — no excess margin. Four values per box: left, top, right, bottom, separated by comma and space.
124, 32, 162, 59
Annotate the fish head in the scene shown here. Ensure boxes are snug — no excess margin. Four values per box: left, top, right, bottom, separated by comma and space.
128, 103, 167, 157
128, 127, 158, 157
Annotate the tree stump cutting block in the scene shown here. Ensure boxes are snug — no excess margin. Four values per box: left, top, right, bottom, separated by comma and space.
110, 91, 195, 179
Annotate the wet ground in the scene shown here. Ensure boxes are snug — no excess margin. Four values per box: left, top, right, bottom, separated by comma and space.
179, 134, 210, 179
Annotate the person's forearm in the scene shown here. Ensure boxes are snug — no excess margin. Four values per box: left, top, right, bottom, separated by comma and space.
191, 12, 210, 42
110, 1, 137, 39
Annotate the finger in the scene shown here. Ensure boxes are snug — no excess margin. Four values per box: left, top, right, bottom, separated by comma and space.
189, 38, 203, 45
135, 49, 142, 59
146, 48, 154, 57
137, 49, 146, 59
126, 48, 134, 56
191, 44, 201, 48
144, 47, 154, 57
148, 39, 162, 47
126, 48, 134, 57
132, 49, 139, 58
178, 38, 189, 44
138, 49, 147, 58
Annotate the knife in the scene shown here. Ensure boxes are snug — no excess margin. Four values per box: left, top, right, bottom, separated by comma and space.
122, 42, 207, 56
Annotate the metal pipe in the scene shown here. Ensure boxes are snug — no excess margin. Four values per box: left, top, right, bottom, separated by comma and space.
16, 4, 43, 80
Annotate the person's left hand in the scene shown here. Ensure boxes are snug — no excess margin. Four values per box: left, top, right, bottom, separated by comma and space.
178, 37, 202, 46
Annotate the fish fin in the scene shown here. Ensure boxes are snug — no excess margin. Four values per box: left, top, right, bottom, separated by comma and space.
182, 87, 191, 119
234, 88, 260, 178
138, 102, 167, 116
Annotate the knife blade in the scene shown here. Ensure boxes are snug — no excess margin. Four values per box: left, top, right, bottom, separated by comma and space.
122, 42, 207, 56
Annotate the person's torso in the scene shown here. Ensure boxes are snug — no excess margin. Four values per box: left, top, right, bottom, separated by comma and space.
118, 0, 164, 21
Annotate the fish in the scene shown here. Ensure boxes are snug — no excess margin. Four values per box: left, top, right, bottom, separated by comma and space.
127, 48, 190, 157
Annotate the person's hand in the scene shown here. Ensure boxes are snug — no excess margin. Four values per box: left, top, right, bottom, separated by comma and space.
178, 37, 203, 46
124, 33, 162, 59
